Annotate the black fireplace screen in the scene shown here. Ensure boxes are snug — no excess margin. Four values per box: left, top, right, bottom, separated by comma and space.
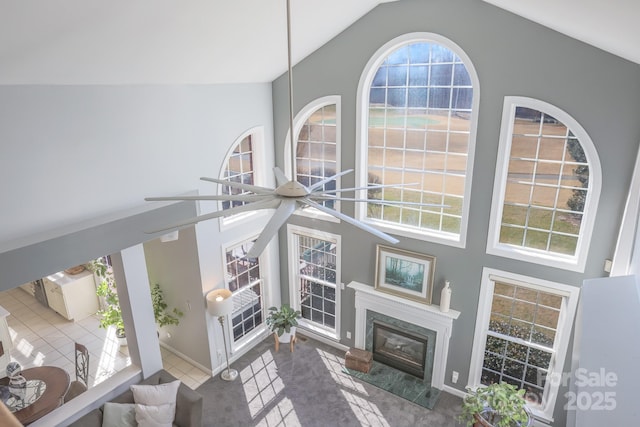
372, 320, 428, 379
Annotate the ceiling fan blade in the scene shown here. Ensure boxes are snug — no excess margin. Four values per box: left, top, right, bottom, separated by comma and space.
310, 195, 448, 207
246, 199, 298, 258
200, 177, 274, 194
145, 193, 272, 202
273, 167, 290, 186
302, 199, 399, 244
146, 197, 280, 234
308, 169, 354, 192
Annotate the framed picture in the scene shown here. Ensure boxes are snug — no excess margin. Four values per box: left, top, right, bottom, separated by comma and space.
374, 245, 436, 305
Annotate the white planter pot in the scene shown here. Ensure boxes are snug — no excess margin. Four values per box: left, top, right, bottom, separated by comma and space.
116, 330, 127, 347
277, 326, 296, 343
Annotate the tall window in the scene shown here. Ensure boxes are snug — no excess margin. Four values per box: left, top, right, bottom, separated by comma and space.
220, 128, 265, 226
289, 97, 340, 214
225, 240, 264, 345
488, 97, 601, 271
222, 135, 254, 209
469, 268, 580, 422
287, 225, 341, 339
357, 33, 478, 247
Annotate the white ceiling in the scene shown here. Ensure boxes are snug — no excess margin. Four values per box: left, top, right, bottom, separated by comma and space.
0, 0, 638, 85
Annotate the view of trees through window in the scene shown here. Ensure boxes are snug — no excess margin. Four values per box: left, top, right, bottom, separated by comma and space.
296, 104, 337, 209
482, 280, 562, 407
500, 107, 589, 256
366, 40, 475, 239
296, 234, 338, 332
222, 135, 255, 210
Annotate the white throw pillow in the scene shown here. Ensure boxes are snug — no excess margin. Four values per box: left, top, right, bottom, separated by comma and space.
135, 403, 174, 427
102, 402, 137, 427
131, 379, 181, 426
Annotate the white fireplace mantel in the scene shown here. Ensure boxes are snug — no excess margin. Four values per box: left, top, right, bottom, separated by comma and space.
347, 281, 460, 389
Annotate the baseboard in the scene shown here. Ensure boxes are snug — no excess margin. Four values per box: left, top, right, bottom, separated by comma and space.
442, 384, 466, 399
159, 341, 213, 375
297, 329, 350, 353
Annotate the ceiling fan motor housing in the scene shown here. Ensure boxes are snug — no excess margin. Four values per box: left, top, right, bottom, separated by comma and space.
275, 181, 310, 197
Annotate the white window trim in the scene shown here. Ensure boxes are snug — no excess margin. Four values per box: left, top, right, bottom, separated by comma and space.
221, 233, 269, 353
284, 96, 341, 223
355, 32, 480, 248
286, 224, 341, 341
218, 126, 269, 231
468, 267, 580, 423
487, 97, 602, 272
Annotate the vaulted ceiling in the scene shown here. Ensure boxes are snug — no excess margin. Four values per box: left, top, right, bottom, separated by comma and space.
0, 0, 637, 85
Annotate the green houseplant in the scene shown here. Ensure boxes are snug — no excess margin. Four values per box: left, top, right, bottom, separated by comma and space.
95, 280, 125, 338
151, 283, 184, 328
459, 382, 533, 427
89, 257, 126, 340
266, 304, 301, 341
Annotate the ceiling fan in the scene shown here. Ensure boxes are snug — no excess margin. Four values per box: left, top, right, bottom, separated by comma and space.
146, 0, 443, 258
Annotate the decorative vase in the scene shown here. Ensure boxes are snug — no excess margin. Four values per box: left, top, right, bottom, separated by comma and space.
440, 280, 451, 312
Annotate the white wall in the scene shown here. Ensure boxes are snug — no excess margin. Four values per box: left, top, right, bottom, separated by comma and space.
0, 84, 273, 250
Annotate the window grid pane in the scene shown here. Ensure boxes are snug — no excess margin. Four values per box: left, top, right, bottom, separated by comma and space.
223, 135, 255, 210
367, 41, 474, 236
225, 241, 263, 343
296, 104, 337, 208
297, 234, 337, 332
482, 281, 562, 406
500, 107, 589, 256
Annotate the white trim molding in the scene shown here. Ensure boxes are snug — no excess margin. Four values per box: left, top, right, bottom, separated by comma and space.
348, 280, 460, 389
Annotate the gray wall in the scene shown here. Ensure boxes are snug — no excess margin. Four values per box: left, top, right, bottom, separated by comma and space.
144, 226, 211, 370
273, 0, 640, 424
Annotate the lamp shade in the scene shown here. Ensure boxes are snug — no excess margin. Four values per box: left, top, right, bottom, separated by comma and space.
206, 289, 234, 317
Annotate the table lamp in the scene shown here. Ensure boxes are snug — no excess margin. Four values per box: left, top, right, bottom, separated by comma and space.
206, 289, 238, 381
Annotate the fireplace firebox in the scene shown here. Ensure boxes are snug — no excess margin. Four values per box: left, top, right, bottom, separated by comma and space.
372, 320, 428, 379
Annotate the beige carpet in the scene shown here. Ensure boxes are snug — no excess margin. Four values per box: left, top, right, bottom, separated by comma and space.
196, 334, 464, 427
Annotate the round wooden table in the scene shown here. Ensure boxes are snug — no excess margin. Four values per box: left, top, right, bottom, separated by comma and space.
0, 366, 70, 425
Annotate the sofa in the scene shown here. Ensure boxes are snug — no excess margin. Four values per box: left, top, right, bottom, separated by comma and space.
69, 370, 203, 427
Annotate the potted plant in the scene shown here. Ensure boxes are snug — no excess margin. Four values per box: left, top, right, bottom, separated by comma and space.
151, 283, 183, 328
266, 304, 301, 343
89, 257, 127, 345
95, 277, 127, 344
459, 382, 533, 427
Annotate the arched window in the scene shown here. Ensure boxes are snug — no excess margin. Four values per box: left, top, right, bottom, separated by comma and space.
356, 33, 479, 247
487, 97, 602, 271
219, 127, 265, 227
286, 96, 341, 217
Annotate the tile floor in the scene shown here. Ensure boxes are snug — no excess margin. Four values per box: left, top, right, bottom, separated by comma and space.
0, 287, 209, 391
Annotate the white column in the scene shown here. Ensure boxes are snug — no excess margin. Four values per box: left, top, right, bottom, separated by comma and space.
111, 245, 163, 377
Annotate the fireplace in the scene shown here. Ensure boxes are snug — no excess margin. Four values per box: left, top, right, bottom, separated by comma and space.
372, 320, 428, 379
349, 281, 460, 390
